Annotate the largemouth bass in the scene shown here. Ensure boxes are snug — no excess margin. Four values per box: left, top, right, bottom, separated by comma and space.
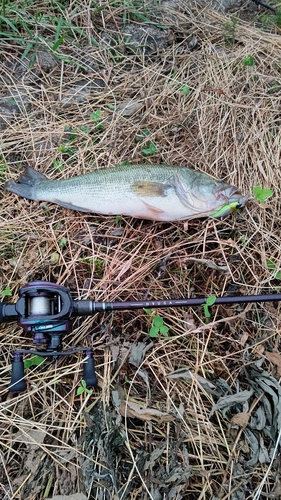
4, 164, 248, 221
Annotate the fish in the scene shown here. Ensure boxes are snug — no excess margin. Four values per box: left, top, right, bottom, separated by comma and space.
4, 164, 248, 222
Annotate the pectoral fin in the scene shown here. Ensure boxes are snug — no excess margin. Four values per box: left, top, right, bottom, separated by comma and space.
131, 180, 172, 197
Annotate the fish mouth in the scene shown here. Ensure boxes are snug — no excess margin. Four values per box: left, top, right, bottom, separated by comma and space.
210, 188, 249, 218
227, 190, 249, 208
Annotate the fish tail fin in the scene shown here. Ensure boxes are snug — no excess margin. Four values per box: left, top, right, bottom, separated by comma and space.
4, 166, 46, 200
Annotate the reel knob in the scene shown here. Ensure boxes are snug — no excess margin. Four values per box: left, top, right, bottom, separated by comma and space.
9, 352, 27, 393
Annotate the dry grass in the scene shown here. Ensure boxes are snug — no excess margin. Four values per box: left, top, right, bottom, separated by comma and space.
0, 1, 281, 499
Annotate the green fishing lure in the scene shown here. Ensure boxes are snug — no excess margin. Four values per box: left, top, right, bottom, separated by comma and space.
210, 202, 240, 218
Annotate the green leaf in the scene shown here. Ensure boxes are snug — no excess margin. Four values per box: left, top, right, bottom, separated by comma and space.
149, 326, 159, 338
59, 237, 67, 248
24, 355, 45, 369
243, 55, 254, 66
266, 258, 276, 270
203, 304, 211, 318
76, 386, 85, 395
203, 296, 216, 319
52, 34, 67, 51
206, 295, 217, 306
160, 325, 169, 335
50, 252, 59, 265
143, 308, 152, 315
136, 129, 150, 141
0, 286, 12, 297
266, 259, 281, 279
90, 110, 101, 122
80, 125, 91, 133
153, 315, 164, 328
253, 185, 273, 203
181, 85, 190, 95
141, 142, 158, 156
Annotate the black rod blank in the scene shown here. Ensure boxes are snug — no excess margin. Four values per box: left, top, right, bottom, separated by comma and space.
74, 293, 281, 315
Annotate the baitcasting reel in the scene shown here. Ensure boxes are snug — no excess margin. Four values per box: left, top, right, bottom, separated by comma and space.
0, 281, 98, 392
1, 280, 281, 393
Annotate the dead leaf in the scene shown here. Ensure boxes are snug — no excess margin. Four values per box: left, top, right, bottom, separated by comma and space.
183, 314, 197, 331
230, 412, 250, 428
183, 257, 229, 273
116, 258, 133, 280
129, 341, 153, 367
119, 400, 174, 422
25, 449, 44, 473
110, 343, 130, 366
240, 331, 249, 346
115, 100, 143, 116
143, 444, 166, 471
167, 367, 217, 394
12, 424, 46, 449
210, 389, 254, 417
265, 351, 281, 378
253, 343, 265, 358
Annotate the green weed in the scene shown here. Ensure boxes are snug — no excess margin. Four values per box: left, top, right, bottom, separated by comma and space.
76, 379, 93, 396
144, 309, 169, 337
59, 237, 67, 248
243, 55, 255, 67
50, 252, 60, 265
268, 81, 280, 93
240, 235, 247, 246
203, 295, 216, 319
180, 85, 191, 96
24, 355, 45, 369
266, 259, 281, 279
253, 185, 273, 203
51, 159, 65, 172
222, 14, 238, 46
141, 142, 158, 156
58, 144, 77, 156
78, 257, 104, 276
0, 286, 12, 297
115, 214, 122, 225
90, 110, 105, 131
135, 128, 158, 156
136, 128, 150, 141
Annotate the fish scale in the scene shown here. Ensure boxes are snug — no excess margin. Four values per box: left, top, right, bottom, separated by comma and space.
4, 163, 248, 221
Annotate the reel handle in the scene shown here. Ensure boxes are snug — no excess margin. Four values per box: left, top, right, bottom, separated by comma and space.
8, 348, 98, 393
9, 353, 27, 392
83, 350, 98, 387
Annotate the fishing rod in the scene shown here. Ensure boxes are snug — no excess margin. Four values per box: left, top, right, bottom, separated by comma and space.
251, 0, 276, 14
1, 281, 281, 393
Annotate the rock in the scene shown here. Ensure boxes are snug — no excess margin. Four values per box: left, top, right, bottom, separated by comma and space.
60, 78, 106, 106
0, 88, 32, 130
123, 24, 172, 55
101, 24, 172, 57
36, 50, 58, 72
